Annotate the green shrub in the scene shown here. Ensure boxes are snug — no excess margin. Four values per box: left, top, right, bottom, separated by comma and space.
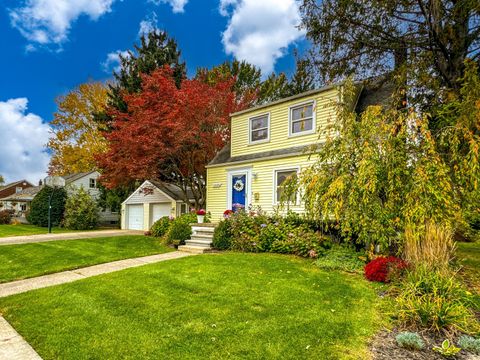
458, 335, 480, 354
63, 187, 99, 230
316, 245, 366, 273
395, 332, 425, 350
27, 186, 67, 227
393, 266, 480, 334
212, 220, 232, 250
151, 216, 172, 237
165, 213, 195, 245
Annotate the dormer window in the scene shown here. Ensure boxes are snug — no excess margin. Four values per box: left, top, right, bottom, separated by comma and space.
15, 187, 22, 193
89, 178, 96, 188
249, 113, 270, 144
289, 101, 315, 136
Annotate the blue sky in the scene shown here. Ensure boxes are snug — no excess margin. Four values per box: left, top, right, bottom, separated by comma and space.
0, 0, 307, 183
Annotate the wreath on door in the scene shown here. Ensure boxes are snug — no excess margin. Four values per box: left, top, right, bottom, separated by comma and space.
233, 178, 245, 192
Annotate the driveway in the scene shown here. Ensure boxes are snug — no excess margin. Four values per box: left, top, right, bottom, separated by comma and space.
0, 230, 144, 246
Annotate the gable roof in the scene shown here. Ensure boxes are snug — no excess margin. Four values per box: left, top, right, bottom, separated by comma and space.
1, 185, 43, 201
209, 80, 394, 168
122, 180, 194, 205
0, 179, 33, 190
61, 171, 98, 185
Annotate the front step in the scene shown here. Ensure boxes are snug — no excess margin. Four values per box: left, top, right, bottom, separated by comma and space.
178, 245, 213, 254
178, 223, 216, 254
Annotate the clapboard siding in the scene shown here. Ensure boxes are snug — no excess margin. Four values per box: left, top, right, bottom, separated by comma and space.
206, 154, 317, 221
125, 186, 172, 204
231, 88, 338, 157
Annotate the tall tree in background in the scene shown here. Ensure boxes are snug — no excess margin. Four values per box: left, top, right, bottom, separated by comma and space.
300, 0, 479, 102
105, 30, 186, 116
99, 66, 253, 207
48, 82, 108, 176
197, 58, 315, 105
0, 175, 4, 186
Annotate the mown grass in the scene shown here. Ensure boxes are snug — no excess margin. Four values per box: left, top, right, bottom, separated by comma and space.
457, 241, 480, 290
0, 235, 173, 283
0, 253, 383, 359
0, 224, 90, 237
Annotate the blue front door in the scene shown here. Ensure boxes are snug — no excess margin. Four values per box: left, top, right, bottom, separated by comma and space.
232, 174, 246, 212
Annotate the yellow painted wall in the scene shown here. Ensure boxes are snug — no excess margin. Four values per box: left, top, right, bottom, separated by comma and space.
231, 87, 339, 157
206, 154, 317, 221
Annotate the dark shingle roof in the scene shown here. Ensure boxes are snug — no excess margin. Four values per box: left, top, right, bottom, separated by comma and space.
62, 171, 96, 184
149, 180, 194, 201
1, 185, 43, 201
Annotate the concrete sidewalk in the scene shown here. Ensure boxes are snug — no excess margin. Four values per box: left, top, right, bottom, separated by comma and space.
0, 251, 194, 298
0, 316, 42, 360
0, 229, 143, 246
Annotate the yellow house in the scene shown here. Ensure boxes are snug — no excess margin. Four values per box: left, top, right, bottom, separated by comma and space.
206, 84, 351, 221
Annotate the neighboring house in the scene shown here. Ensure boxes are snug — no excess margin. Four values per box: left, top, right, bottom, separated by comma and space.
0, 185, 43, 219
61, 171, 119, 225
206, 82, 388, 221
121, 180, 193, 231
0, 180, 34, 213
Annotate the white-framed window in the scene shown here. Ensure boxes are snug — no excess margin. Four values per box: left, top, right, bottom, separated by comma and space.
249, 113, 270, 144
15, 187, 22, 193
89, 178, 96, 188
274, 169, 299, 204
20, 204, 27, 211
289, 101, 315, 136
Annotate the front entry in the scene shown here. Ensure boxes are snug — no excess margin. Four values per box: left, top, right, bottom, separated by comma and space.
231, 173, 247, 212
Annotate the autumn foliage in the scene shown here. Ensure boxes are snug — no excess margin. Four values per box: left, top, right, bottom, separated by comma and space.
364, 256, 408, 283
99, 66, 253, 206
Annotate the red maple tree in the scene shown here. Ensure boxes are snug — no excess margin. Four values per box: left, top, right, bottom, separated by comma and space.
99, 66, 254, 207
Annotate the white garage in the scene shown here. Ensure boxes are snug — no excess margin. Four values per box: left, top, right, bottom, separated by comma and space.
121, 180, 193, 231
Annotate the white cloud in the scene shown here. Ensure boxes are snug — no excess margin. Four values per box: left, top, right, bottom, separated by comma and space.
9, 0, 116, 47
149, 0, 188, 13
102, 50, 130, 73
0, 98, 51, 183
138, 12, 158, 37
220, 0, 305, 74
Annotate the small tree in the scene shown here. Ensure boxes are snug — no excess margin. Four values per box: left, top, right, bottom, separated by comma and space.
27, 186, 67, 227
64, 187, 99, 230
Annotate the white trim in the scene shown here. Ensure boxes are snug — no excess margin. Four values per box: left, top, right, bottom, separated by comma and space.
227, 168, 252, 210
248, 112, 270, 145
272, 166, 300, 205
288, 100, 316, 137
122, 180, 175, 205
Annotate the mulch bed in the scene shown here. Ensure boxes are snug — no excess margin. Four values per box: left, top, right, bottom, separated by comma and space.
370, 328, 479, 360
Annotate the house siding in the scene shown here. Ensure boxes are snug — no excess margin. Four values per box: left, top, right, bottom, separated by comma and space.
206, 154, 317, 221
230, 87, 338, 157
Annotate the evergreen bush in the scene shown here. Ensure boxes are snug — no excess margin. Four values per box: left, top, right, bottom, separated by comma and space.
63, 187, 99, 230
27, 186, 67, 227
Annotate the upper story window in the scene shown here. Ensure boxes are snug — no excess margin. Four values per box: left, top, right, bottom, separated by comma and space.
15, 187, 22, 193
249, 113, 270, 143
89, 178, 96, 189
289, 101, 315, 136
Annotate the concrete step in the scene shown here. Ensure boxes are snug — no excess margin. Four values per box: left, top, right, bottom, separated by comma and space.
185, 239, 212, 248
192, 225, 215, 233
190, 234, 213, 241
178, 245, 212, 254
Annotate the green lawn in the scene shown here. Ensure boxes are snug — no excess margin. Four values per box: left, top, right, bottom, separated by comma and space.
457, 240, 480, 290
0, 236, 173, 283
0, 253, 382, 359
0, 224, 90, 238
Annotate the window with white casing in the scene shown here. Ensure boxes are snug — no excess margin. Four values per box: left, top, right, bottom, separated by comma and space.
290, 102, 315, 135
89, 178, 96, 188
275, 169, 298, 204
249, 113, 269, 143
15, 187, 22, 193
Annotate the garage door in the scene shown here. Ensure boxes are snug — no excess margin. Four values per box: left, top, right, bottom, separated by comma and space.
151, 203, 171, 226
127, 205, 144, 230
